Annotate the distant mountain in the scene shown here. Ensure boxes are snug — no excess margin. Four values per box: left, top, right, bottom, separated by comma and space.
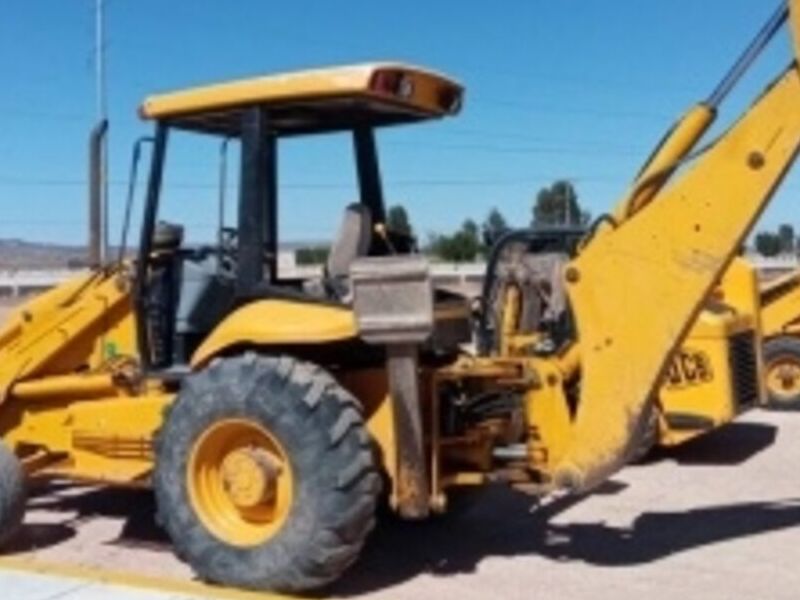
0, 238, 320, 270
0, 239, 89, 270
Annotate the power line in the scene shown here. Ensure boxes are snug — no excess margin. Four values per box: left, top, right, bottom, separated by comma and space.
0, 173, 624, 191
384, 139, 643, 158
0, 108, 90, 122
469, 96, 673, 121
416, 126, 652, 149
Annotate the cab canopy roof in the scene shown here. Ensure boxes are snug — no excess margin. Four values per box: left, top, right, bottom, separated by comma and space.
139, 62, 463, 136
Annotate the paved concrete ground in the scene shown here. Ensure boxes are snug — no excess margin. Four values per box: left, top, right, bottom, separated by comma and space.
0, 409, 798, 599
0, 569, 213, 600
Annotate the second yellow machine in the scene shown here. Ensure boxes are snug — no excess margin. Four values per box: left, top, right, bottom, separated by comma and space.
759, 268, 800, 408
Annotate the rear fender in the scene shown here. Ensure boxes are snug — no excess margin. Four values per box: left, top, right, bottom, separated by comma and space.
190, 299, 358, 368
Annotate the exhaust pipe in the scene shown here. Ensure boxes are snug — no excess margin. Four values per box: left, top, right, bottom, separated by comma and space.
88, 119, 108, 268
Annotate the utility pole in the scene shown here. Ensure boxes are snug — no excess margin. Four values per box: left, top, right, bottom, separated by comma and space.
95, 0, 108, 263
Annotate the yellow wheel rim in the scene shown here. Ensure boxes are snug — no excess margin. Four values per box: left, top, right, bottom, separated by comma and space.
766, 356, 800, 402
187, 419, 293, 547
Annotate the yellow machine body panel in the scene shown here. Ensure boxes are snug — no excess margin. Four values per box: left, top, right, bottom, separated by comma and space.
0, 390, 171, 483
658, 309, 756, 445
190, 300, 358, 367
658, 257, 763, 446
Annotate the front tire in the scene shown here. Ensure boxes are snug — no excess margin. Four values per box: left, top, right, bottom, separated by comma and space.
763, 336, 800, 410
154, 354, 380, 592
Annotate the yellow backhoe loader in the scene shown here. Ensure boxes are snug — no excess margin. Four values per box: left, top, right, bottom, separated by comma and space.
0, 0, 798, 592
760, 268, 800, 408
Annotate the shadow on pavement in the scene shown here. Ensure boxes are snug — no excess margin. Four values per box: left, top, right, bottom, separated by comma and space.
2, 523, 76, 553
333, 485, 800, 596
647, 421, 777, 466
23, 485, 170, 551
540, 498, 800, 564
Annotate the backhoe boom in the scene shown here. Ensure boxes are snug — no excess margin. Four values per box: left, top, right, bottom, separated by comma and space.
554, 0, 800, 491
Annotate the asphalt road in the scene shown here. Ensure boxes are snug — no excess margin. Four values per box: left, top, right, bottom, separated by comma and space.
1, 409, 798, 599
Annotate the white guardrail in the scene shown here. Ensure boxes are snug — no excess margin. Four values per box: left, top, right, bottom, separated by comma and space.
0, 255, 796, 298
0, 269, 83, 297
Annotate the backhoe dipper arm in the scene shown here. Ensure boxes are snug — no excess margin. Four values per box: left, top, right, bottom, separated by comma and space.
553, 0, 800, 493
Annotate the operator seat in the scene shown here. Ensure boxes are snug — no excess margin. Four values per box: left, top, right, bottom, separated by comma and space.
326, 203, 373, 279
306, 203, 372, 301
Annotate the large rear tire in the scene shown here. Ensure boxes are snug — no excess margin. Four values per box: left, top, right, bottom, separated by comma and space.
154, 354, 380, 592
0, 442, 25, 548
763, 336, 800, 411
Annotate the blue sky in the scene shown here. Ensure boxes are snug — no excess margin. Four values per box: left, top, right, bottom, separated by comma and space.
0, 1, 797, 245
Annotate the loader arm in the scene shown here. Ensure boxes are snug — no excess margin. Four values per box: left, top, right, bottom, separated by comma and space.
0, 270, 130, 402
553, 0, 800, 492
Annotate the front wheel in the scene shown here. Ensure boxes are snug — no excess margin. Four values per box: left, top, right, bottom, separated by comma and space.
154, 354, 381, 592
763, 336, 800, 411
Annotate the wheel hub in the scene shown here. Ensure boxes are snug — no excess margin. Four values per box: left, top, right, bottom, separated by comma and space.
220, 447, 283, 509
777, 365, 800, 390
187, 419, 294, 547
769, 359, 800, 398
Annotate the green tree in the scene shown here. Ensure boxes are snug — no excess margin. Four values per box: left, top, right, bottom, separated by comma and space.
295, 246, 330, 265
778, 223, 796, 254
532, 180, 590, 227
754, 232, 783, 257
463, 218, 479, 239
482, 207, 510, 248
387, 204, 414, 238
429, 219, 483, 262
